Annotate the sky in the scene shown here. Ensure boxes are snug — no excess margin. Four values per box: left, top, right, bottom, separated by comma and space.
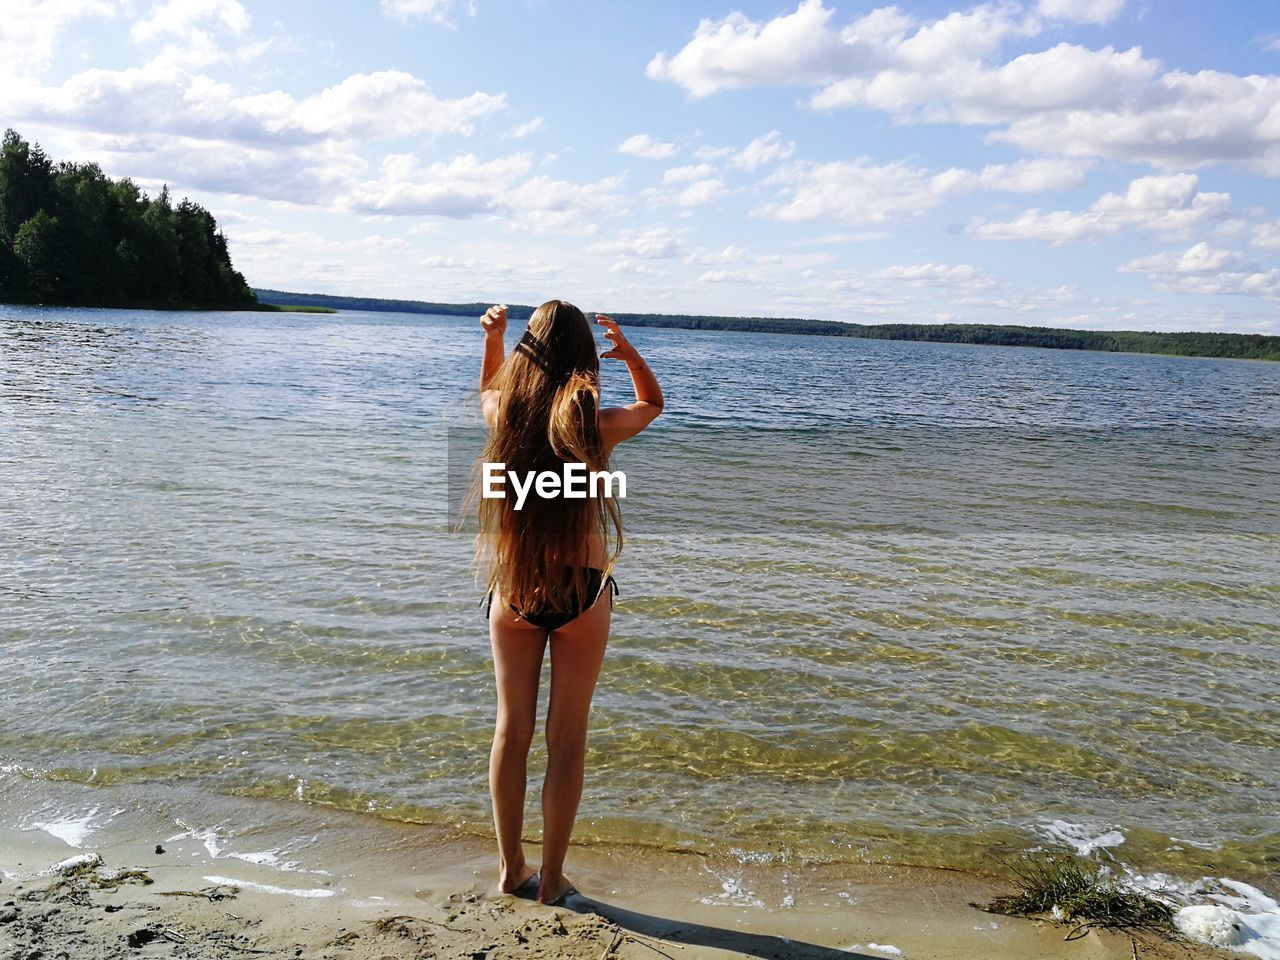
2, 0, 1279, 333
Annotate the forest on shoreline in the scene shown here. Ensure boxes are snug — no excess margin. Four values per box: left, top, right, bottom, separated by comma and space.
0, 130, 255, 310
254, 289, 1280, 362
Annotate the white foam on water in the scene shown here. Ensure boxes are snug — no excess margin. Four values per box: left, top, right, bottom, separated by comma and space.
695, 867, 765, 909
163, 821, 332, 876
1176, 906, 1247, 948
1117, 866, 1279, 959
1171, 879, 1280, 960
26, 805, 109, 847
166, 819, 226, 858
1168, 834, 1223, 851
729, 846, 779, 865
1035, 819, 1125, 855
227, 849, 304, 872
1117, 865, 1204, 901
203, 875, 336, 898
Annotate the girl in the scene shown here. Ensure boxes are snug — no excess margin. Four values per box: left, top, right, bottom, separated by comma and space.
475, 300, 663, 906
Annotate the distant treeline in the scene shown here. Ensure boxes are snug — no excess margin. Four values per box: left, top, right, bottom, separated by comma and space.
0, 130, 255, 309
254, 289, 1280, 362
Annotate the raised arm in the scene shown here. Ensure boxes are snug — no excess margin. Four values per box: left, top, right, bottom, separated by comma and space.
479, 304, 507, 427
596, 315, 663, 448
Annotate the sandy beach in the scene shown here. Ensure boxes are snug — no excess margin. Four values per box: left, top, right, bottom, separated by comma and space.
0, 774, 1246, 960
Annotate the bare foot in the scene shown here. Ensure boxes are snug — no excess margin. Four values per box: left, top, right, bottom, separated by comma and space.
499, 862, 537, 895
536, 872, 577, 906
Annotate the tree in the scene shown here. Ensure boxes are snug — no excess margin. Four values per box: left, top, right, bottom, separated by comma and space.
13, 210, 63, 301
0, 129, 259, 308
0, 130, 54, 245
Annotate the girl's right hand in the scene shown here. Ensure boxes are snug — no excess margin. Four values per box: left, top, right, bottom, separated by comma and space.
481, 304, 507, 337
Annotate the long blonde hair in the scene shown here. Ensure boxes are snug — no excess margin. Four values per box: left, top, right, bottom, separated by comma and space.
475, 300, 622, 613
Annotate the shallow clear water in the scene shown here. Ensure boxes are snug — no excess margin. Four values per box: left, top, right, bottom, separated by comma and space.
2, 305, 1278, 881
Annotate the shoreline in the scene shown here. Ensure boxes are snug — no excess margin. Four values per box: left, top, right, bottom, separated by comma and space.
3, 298, 1277, 362
0, 774, 1259, 959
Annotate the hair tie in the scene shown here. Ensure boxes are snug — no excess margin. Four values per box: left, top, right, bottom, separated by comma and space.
515, 329, 571, 384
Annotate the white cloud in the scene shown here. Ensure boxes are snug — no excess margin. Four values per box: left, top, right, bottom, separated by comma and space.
345, 153, 621, 232
618, 133, 678, 159
756, 156, 1085, 225
1037, 0, 1125, 24
2, 66, 507, 144
694, 144, 735, 161
646, 0, 849, 97
608, 259, 661, 275
47, 129, 363, 205
1121, 242, 1280, 299
674, 178, 726, 206
380, 0, 456, 24
758, 159, 943, 224
794, 230, 890, 244
811, 43, 1159, 126
501, 173, 624, 233
951, 283, 1079, 312
648, 0, 1280, 174
292, 71, 505, 139
698, 269, 755, 284
992, 71, 1280, 173
0, 0, 115, 79
347, 152, 531, 217
139, 31, 241, 69
509, 117, 543, 138
684, 245, 750, 265
589, 228, 686, 259
970, 208, 1113, 244
873, 263, 999, 289
1123, 243, 1240, 276
968, 158, 1091, 192
131, 0, 249, 42
663, 162, 716, 183
969, 173, 1231, 243
1252, 221, 1280, 250
423, 256, 484, 268
731, 130, 796, 170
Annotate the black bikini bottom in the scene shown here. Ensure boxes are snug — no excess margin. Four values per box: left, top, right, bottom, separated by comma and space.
484, 566, 619, 631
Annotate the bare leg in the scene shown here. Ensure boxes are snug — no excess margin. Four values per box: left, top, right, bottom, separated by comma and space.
538, 589, 611, 904
488, 599, 547, 892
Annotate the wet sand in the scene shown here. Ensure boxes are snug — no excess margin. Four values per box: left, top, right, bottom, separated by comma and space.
0, 777, 1239, 960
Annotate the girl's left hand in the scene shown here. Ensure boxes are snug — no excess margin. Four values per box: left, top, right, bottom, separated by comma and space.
596, 315, 640, 364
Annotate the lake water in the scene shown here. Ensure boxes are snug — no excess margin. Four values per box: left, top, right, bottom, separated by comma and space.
2, 304, 1278, 888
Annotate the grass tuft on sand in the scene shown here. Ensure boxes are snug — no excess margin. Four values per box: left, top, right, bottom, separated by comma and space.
975, 849, 1176, 935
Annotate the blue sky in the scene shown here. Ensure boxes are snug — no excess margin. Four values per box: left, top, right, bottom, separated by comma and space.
3, 0, 1279, 332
